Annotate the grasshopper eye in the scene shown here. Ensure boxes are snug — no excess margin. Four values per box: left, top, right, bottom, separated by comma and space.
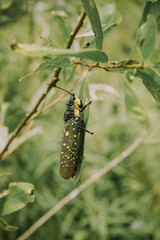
69, 94, 76, 103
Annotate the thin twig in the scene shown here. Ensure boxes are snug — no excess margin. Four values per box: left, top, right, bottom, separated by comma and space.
66, 12, 86, 49
73, 60, 144, 71
17, 131, 147, 240
0, 11, 86, 160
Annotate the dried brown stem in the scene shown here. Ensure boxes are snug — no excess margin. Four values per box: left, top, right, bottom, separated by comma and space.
0, 11, 86, 160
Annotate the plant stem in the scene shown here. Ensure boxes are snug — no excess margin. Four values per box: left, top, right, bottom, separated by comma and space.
0, 11, 86, 160
73, 60, 144, 71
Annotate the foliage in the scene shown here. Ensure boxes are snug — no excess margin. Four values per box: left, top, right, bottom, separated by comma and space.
0, 0, 160, 239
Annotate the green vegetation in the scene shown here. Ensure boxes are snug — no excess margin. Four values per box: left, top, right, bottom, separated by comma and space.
0, 0, 160, 239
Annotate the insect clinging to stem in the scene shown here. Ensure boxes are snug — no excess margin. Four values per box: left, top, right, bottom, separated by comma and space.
56, 86, 93, 181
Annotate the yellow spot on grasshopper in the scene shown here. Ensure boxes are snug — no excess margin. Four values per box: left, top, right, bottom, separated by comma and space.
65, 131, 69, 136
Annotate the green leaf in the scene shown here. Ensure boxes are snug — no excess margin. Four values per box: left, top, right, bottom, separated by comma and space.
11, 43, 108, 63
124, 74, 150, 129
101, 1, 122, 26
136, 14, 157, 61
51, 11, 72, 43
81, 0, 103, 50
35, 57, 73, 72
103, 23, 117, 39
139, 0, 160, 26
0, 217, 18, 231
136, 67, 160, 105
0, 182, 35, 216
19, 57, 73, 81
129, 0, 159, 61
79, 74, 90, 124
83, 23, 117, 49
152, 50, 160, 69
75, 75, 90, 184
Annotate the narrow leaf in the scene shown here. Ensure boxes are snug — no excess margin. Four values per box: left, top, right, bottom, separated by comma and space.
51, 11, 72, 42
129, 0, 159, 61
79, 74, 90, 124
136, 67, 160, 105
139, 0, 160, 26
125, 75, 150, 129
36, 57, 73, 72
19, 57, 73, 81
11, 43, 108, 63
81, 0, 103, 50
101, 1, 122, 26
83, 23, 117, 49
75, 75, 90, 184
136, 14, 157, 61
0, 182, 35, 216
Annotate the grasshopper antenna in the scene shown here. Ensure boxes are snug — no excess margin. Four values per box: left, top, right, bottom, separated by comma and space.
55, 86, 73, 95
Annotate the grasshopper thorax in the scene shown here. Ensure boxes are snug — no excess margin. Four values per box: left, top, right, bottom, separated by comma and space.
64, 94, 83, 121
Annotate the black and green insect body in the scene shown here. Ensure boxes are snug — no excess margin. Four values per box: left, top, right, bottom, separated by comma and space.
58, 87, 93, 180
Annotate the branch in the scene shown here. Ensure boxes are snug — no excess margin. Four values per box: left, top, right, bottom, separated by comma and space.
17, 131, 147, 240
73, 60, 144, 71
66, 11, 86, 49
0, 11, 86, 160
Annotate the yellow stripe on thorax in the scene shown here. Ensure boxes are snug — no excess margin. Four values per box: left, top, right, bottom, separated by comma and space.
74, 97, 81, 117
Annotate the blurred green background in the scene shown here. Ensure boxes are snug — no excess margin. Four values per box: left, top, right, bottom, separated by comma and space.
1, 0, 160, 239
